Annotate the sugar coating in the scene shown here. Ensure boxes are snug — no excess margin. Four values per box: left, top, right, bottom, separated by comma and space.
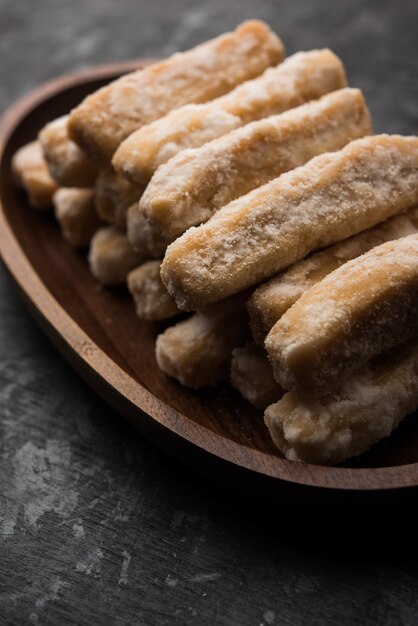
53, 188, 102, 248
88, 226, 146, 287
114, 48, 347, 186
95, 169, 144, 231
135, 87, 370, 244
265, 341, 418, 465
39, 115, 98, 187
231, 342, 283, 410
248, 206, 418, 344
266, 233, 418, 394
127, 204, 168, 258
11, 140, 58, 210
161, 135, 418, 311
127, 260, 178, 321
68, 21, 284, 163
156, 295, 250, 389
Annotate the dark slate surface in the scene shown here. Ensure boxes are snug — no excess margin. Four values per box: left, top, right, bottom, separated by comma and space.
1, 1, 418, 624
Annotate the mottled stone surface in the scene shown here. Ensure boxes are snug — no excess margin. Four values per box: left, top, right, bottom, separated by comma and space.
1, 1, 418, 624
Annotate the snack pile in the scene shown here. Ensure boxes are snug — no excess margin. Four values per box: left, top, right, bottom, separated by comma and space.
12, 20, 418, 465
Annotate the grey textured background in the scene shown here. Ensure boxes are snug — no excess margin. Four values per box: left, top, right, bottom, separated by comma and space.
1, 1, 418, 624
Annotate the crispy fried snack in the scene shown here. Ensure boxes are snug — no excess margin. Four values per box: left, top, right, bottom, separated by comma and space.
127, 204, 167, 258
161, 135, 418, 311
114, 49, 346, 186
266, 234, 418, 394
231, 343, 282, 410
68, 21, 284, 163
53, 188, 102, 248
95, 169, 143, 231
127, 260, 178, 321
39, 115, 98, 187
156, 296, 250, 388
88, 226, 146, 286
248, 206, 418, 344
135, 88, 370, 246
265, 341, 418, 465
11, 140, 58, 210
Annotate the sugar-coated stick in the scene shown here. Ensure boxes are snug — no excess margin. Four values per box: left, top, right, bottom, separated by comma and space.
156, 296, 250, 388
11, 140, 58, 210
266, 234, 418, 394
88, 226, 146, 286
127, 204, 167, 258
39, 115, 98, 187
265, 341, 418, 465
114, 49, 347, 186
127, 260, 178, 321
53, 188, 102, 248
68, 21, 284, 163
161, 135, 418, 311
248, 206, 418, 344
231, 343, 282, 410
135, 88, 370, 245
95, 169, 143, 231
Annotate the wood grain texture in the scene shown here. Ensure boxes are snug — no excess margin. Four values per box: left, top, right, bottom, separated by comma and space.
2, 62, 418, 510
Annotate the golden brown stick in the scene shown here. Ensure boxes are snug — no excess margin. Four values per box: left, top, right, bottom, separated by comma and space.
114, 49, 347, 186
265, 341, 418, 465
39, 115, 98, 187
266, 234, 418, 395
11, 141, 58, 210
53, 188, 102, 248
127, 260, 178, 321
156, 296, 250, 388
231, 343, 282, 410
161, 135, 418, 311
95, 169, 143, 231
248, 206, 418, 344
68, 21, 284, 163
135, 88, 370, 247
88, 226, 146, 286
127, 204, 167, 258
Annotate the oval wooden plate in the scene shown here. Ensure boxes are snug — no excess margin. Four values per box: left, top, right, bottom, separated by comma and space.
2, 61, 418, 512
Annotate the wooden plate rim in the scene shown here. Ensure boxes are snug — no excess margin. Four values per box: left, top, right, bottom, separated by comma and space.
1, 60, 417, 493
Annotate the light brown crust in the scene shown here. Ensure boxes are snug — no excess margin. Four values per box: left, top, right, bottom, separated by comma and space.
126, 204, 168, 258
161, 135, 418, 311
134, 88, 370, 245
11, 141, 58, 210
68, 21, 284, 163
95, 169, 143, 231
156, 295, 250, 389
266, 234, 418, 394
113, 49, 347, 186
248, 206, 418, 344
53, 188, 102, 248
88, 226, 146, 286
39, 115, 98, 187
231, 343, 282, 410
127, 260, 178, 321
265, 341, 418, 465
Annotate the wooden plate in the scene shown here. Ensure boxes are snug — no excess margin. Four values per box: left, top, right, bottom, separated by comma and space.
1, 61, 418, 512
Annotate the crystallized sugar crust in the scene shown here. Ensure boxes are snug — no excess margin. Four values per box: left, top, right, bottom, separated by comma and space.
88, 226, 145, 287
135, 87, 370, 245
95, 169, 143, 231
53, 188, 101, 248
68, 21, 284, 163
266, 233, 418, 394
230, 343, 283, 410
248, 206, 418, 344
265, 341, 418, 465
39, 115, 98, 188
161, 135, 418, 311
127, 260, 178, 321
113, 48, 347, 186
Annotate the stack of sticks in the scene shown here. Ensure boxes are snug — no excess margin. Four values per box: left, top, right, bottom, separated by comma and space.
12, 20, 418, 465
